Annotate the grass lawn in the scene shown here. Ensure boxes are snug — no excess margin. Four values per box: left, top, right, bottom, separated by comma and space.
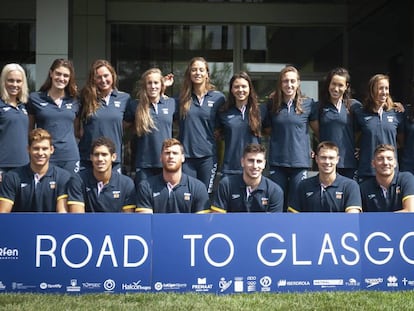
1, 291, 414, 311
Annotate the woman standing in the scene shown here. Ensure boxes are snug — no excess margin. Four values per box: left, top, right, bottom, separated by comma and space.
263, 65, 319, 210
354, 74, 404, 182
0, 63, 29, 180
124, 68, 176, 187
27, 58, 80, 174
78, 59, 131, 173
318, 67, 361, 179
178, 57, 225, 194
217, 71, 261, 176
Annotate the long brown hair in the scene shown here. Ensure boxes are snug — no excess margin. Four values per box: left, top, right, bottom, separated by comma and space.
179, 56, 215, 119
221, 71, 261, 137
319, 67, 352, 114
39, 58, 78, 98
269, 65, 304, 114
80, 59, 118, 121
135, 68, 164, 136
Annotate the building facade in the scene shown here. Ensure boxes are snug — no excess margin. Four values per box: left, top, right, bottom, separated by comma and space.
1, 0, 413, 103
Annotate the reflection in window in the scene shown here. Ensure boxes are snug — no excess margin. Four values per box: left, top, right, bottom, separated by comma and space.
111, 23, 343, 97
112, 24, 233, 95
0, 22, 36, 91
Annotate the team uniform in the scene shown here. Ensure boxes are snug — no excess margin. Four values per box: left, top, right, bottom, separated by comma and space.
0, 100, 29, 173
211, 174, 283, 213
178, 90, 225, 193
0, 164, 71, 212
263, 98, 318, 209
67, 168, 136, 212
124, 97, 177, 185
354, 106, 403, 180
360, 171, 414, 212
217, 105, 260, 175
136, 173, 210, 213
318, 99, 361, 179
288, 174, 362, 213
78, 90, 131, 170
27, 91, 80, 173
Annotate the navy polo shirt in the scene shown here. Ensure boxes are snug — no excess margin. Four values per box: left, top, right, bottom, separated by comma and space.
288, 174, 362, 213
218, 105, 260, 174
67, 168, 136, 212
360, 171, 414, 212
354, 106, 403, 178
78, 90, 131, 164
0, 100, 29, 168
211, 175, 284, 213
0, 164, 71, 212
125, 97, 176, 169
178, 90, 225, 158
400, 115, 414, 173
136, 173, 210, 213
263, 98, 318, 168
27, 91, 80, 162
318, 99, 361, 169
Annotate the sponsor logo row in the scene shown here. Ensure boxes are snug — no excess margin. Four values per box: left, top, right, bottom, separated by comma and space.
0, 275, 413, 293
0, 279, 151, 293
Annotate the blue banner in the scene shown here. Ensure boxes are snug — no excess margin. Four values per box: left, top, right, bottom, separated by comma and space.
0, 213, 414, 294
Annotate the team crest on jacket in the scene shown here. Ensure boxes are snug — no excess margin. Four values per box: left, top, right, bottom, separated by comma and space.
335, 191, 343, 199
184, 192, 191, 201
49, 181, 56, 189
113, 191, 120, 199
261, 197, 269, 206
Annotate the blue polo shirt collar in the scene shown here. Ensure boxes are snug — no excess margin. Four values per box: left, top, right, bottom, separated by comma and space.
317, 173, 340, 189
239, 176, 266, 193
167, 173, 190, 190
86, 168, 119, 190
374, 170, 398, 189
26, 164, 55, 179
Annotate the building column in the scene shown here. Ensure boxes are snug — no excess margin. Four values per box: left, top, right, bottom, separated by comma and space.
72, 0, 106, 87
36, 0, 69, 90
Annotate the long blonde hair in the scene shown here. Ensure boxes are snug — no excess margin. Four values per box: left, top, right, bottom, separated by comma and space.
364, 74, 394, 112
135, 68, 164, 136
0, 63, 29, 104
179, 56, 215, 119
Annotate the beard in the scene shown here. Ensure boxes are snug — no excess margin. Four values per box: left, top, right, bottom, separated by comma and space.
163, 162, 181, 173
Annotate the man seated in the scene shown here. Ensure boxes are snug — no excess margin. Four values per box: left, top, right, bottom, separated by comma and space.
211, 143, 283, 213
136, 138, 210, 213
288, 141, 361, 213
0, 128, 71, 212
67, 136, 136, 213
360, 144, 414, 212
